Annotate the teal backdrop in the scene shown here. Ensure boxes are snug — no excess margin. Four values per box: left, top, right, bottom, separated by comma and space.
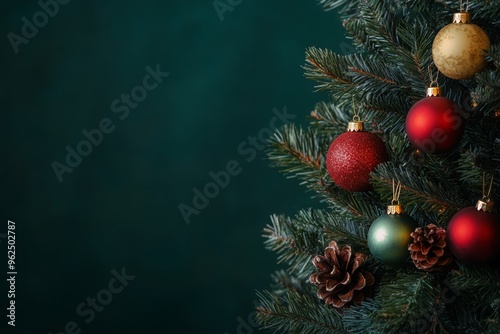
1, 1, 346, 333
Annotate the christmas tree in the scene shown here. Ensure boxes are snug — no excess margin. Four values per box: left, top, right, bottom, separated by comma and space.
256, 0, 500, 333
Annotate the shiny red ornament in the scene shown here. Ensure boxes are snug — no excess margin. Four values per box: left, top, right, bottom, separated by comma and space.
326, 120, 388, 192
405, 87, 464, 154
446, 204, 500, 264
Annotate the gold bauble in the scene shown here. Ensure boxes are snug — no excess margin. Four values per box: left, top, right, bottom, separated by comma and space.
432, 12, 490, 80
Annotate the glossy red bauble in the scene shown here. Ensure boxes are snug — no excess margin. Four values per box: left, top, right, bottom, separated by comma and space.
405, 96, 465, 154
326, 131, 388, 192
446, 207, 500, 264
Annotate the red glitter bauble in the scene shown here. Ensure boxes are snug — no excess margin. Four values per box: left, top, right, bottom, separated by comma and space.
326, 131, 388, 192
405, 96, 464, 154
446, 207, 500, 264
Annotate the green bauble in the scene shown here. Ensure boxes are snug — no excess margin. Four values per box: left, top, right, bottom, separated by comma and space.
367, 213, 418, 265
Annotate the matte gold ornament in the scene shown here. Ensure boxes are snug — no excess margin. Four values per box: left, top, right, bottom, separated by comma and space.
432, 12, 490, 80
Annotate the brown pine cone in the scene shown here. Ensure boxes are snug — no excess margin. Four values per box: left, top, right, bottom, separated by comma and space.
409, 224, 453, 272
309, 240, 375, 308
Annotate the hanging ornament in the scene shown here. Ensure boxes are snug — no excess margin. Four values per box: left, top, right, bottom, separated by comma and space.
368, 181, 418, 265
326, 107, 388, 192
432, 1, 490, 80
405, 70, 465, 154
447, 174, 500, 264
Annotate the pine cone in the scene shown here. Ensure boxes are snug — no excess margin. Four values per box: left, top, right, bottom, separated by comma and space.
309, 240, 375, 308
409, 224, 453, 271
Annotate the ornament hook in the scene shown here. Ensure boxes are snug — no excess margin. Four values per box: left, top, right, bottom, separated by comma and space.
428, 65, 439, 87
476, 173, 495, 212
392, 179, 402, 205
426, 65, 441, 96
482, 172, 494, 201
347, 97, 364, 131
459, 0, 469, 12
352, 97, 361, 122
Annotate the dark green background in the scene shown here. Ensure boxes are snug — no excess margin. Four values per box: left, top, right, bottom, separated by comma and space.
2, 1, 345, 333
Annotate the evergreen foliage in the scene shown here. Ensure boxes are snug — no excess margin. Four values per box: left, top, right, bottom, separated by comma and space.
257, 0, 500, 332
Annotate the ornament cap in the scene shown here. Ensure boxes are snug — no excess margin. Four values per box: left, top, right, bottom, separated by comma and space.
426, 86, 442, 97
347, 119, 364, 132
476, 198, 494, 213
453, 12, 470, 24
387, 203, 404, 215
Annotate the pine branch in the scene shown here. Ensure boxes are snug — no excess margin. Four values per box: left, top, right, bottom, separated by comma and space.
341, 298, 386, 334
270, 270, 313, 297
374, 271, 442, 333
309, 102, 352, 136
346, 53, 412, 110
488, 45, 500, 68
263, 214, 319, 277
304, 48, 413, 103
459, 0, 500, 27
305, 47, 434, 116
256, 290, 348, 334
450, 263, 500, 295
456, 147, 500, 207
316, 0, 351, 11
317, 177, 385, 222
309, 102, 395, 143
371, 162, 464, 220
304, 48, 355, 94
262, 209, 371, 279
268, 123, 328, 188
438, 265, 500, 332
294, 209, 371, 252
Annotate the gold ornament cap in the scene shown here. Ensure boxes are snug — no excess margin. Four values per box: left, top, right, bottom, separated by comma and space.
453, 12, 470, 24
347, 115, 364, 132
476, 198, 494, 213
426, 86, 441, 97
387, 201, 404, 215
